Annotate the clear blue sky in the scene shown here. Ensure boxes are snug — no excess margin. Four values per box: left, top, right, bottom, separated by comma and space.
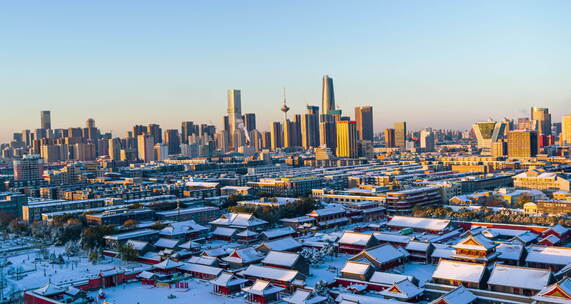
1, 0, 570, 141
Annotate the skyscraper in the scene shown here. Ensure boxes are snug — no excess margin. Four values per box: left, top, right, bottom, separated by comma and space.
420, 129, 435, 152
137, 134, 155, 163
227, 89, 242, 148
320, 121, 336, 151
242, 113, 257, 132
507, 130, 538, 158
302, 113, 319, 148
108, 137, 122, 161
40, 111, 51, 130
531, 107, 552, 136
384, 128, 395, 147
321, 75, 335, 116
13, 154, 44, 181
472, 120, 507, 153
355, 106, 374, 141
270, 122, 283, 150
562, 115, 571, 145
181, 121, 195, 144
164, 129, 181, 155
394, 122, 407, 149
147, 124, 162, 143
336, 120, 358, 158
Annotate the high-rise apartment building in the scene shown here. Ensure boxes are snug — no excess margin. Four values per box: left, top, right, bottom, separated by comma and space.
336, 121, 358, 158
302, 113, 319, 149
270, 122, 283, 150
147, 124, 162, 144
531, 107, 552, 136
384, 128, 395, 148
394, 122, 407, 149
321, 75, 335, 117
181, 121, 195, 144
355, 106, 373, 141
164, 129, 181, 155
420, 129, 435, 152
40, 111, 51, 130
507, 130, 538, 158
562, 115, 571, 145
108, 138, 122, 161
227, 89, 242, 148
137, 134, 155, 163
13, 154, 44, 181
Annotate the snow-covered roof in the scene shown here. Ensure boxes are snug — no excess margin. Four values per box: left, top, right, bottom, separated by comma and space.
34, 283, 64, 296
282, 289, 327, 304
159, 220, 207, 236
430, 244, 455, 259
373, 232, 412, 244
210, 272, 247, 287
222, 247, 264, 264
496, 243, 524, 261
262, 226, 295, 239
309, 206, 346, 217
335, 293, 408, 304
242, 265, 299, 282
262, 251, 299, 267
188, 256, 218, 266
153, 259, 182, 270
432, 260, 486, 284
405, 241, 431, 252
339, 232, 374, 246
354, 244, 409, 265
209, 212, 268, 228
341, 261, 372, 275
125, 240, 148, 251
540, 235, 561, 245
526, 246, 571, 266
369, 272, 414, 286
258, 237, 301, 251
242, 280, 284, 296
545, 224, 570, 236
452, 233, 496, 251
487, 264, 551, 291
532, 279, 571, 304
430, 285, 477, 304
211, 227, 237, 237
153, 238, 180, 249
379, 279, 423, 300
179, 263, 223, 276
387, 216, 451, 231
236, 229, 259, 237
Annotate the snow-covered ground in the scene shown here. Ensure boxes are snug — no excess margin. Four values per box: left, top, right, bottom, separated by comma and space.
400, 262, 436, 287
87, 279, 244, 304
305, 254, 350, 287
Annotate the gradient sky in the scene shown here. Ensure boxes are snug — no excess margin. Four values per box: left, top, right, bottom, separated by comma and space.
1, 1, 570, 142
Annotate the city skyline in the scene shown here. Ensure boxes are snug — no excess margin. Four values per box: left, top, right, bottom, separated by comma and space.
1, 1, 571, 142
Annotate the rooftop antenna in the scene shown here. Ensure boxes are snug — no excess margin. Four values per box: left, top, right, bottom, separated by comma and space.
280, 87, 290, 121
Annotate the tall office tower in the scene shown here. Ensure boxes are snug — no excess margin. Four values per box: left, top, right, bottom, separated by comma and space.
553, 122, 562, 138
355, 106, 374, 141
13, 154, 44, 181
420, 129, 435, 152
133, 125, 147, 137
394, 122, 407, 149
108, 138, 122, 160
86, 118, 96, 129
306, 105, 320, 145
283, 120, 296, 148
223, 116, 230, 132
507, 130, 538, 158
563, 115, 571, 145
22, 129, 31, 146
40, 111, 51, 130
491, 140, 508, 157
336, 120, 358, 158
250, 130, 262, 151
302, 113, 319, 148
242, 113, 257, 132
137, 134, 155, 162
384, 128, 396, 147
181, 121, 195, 144
472, 120, 507, 153
147, 124, 162, 143
227, 89, 242, 148
531, 107, 552, 136
517, 118, 533, 130
321, 75, 335, 116
270, 122, 283, 150
164, 129, 181, 155
154, 144, 169, 161
319, 121, 337, 151
261, 131, 272, 149
215, 130, 230, 152
200, 124, 216, 138
293, 114, 302, 147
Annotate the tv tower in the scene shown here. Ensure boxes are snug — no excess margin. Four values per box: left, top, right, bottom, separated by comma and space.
280, 87, 290, 121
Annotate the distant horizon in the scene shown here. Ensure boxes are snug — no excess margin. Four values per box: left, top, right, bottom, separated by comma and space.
1, 0, 570, 142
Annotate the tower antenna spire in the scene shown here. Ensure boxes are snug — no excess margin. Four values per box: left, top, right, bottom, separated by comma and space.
280, 87, 290, 121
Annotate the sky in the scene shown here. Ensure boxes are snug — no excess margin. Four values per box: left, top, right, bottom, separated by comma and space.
1, 0, 570, 142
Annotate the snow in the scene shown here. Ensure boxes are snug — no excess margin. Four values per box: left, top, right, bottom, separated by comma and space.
435, 285, 477, 304
387, 216, 450, 232
262, 251, 299, 267
305, 254, 349, 287
88, 280, 243, 304
526, 245, 571, 266
379, 279, 422, 300
179, 263, 222, 276
353, 244, 409, 264
242, 265, 298, 282
336, 293, 408, 304
261, 226, 295, 239
338, 232, 373, 246
487, 264, 551, 291
341, 261, 371, 275
242, 280, 284, 295
373, 232, 412, 244
400, 263, 436, 287
258, 237, 301, 251
432, 260, 485, 284
496, 243, 524, 261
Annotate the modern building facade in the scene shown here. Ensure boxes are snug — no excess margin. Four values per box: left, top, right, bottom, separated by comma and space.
355, 106, 373, 141
336, 121, 358, 158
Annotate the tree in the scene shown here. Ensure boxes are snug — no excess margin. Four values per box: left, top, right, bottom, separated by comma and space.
8, 219, 28, 235
80, 225, 116, 250
118, 243, 138, 261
